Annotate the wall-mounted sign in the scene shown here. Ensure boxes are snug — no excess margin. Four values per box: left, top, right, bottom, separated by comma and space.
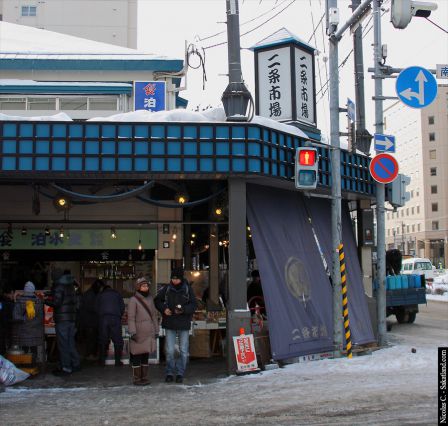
0, 229, 157, 250
134, 81, 166, 112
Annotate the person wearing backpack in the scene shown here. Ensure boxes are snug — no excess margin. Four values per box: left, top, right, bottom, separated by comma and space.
154, 268, 196, 384
127, 277, 159, 386
11, 281, 44, 362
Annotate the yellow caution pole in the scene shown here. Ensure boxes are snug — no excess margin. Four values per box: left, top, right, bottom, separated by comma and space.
338, 243, 352, 359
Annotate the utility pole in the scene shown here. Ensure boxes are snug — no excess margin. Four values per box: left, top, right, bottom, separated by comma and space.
327, 0, 374, 357
373, 0, 387, 346
221, 0, 251, 120
352, 0, 372, 155
327, 0, 343, 358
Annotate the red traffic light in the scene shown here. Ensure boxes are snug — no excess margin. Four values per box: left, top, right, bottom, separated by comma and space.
298, 149, 316, 166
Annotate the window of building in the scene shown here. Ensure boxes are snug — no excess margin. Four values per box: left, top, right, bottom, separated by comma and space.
407, 225, 410, 233
428, 116, 435, 125
28, 98, 56, 110
432, 203, 438, 212
406, 208, 409, 216
432, 221, 439, 231
387, 229, 390, 237
412, 225, 415, 232
88, 97, 118, 111
21, 6, 37, 16
401, 210, 404, 217
417, 206, 420, 214
429, 132, 436, 141
429, 150, 437, 160
0, 97, 26, 110
60, 97, 88, 110
411, 207, 414, 215
431, 185, 438, 194
418, 224, 421, 231
410, 190, 414, 198
430, 167, 437, 176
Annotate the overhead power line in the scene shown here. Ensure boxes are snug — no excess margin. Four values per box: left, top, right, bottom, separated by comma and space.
204, 0, 296, 50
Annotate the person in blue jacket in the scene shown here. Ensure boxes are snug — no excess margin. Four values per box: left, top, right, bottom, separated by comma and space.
154, 268, 196, 383
95, 282, 125, 366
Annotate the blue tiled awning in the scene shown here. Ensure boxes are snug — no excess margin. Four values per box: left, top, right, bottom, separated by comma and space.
0, 121, 375, 195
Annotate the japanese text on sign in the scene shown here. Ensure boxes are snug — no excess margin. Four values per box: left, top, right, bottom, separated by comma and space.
134, 81, 166, 112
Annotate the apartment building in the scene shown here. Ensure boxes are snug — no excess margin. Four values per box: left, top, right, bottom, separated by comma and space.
0, 0, 137, 48
385, 84, 448, 268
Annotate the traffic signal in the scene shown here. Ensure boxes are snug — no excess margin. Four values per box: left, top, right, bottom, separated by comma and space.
390, 0, 437, 29
385, 173, 411, 207
295, 147, 318, 190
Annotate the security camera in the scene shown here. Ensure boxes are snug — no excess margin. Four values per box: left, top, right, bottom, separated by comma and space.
390, 0, 437, 29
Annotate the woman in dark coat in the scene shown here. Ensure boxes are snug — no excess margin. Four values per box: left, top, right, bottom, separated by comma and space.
12, 281, 44, 360
127, 277, 159, 386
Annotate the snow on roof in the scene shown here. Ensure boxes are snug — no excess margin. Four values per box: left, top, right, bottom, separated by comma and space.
0, 79, 132, 87
0, 107, 309, 139
251, 27, 315, 51
0, 21, 174, 60
0, 112, 72, 121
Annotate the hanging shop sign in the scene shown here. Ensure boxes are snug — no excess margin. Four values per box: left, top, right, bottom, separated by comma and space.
134, 81, 166, 112
0, 229, 157, 250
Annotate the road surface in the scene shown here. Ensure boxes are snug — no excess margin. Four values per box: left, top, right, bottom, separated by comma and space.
1, 300, 446, 425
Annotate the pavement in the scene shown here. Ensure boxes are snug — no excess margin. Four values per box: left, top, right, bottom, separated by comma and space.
17, 357, 228, 389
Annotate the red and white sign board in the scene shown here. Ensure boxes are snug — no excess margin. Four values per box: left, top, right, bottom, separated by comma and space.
233, 333, 259, 373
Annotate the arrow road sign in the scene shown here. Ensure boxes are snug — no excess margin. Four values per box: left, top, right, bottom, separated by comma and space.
374, 133, 395, 153
347, 98, 356, 122
369, 153, 399, 184
396, 66, 438, 109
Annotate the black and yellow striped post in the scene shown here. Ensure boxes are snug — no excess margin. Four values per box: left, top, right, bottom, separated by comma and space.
338, 243, 352, 359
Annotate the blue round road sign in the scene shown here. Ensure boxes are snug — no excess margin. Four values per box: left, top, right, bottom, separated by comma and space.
396, 66, 438, 109
369, 153, 399, 184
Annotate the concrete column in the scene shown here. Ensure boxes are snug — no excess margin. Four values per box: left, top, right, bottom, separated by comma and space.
226, 178, 251, 373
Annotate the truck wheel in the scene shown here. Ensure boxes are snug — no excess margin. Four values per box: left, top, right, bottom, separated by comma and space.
407, 313, 416, 323
396, 310, 409, 324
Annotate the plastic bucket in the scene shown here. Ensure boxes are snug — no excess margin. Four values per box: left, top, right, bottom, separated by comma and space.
401, 275, 409, 289
395, 275, 402, 289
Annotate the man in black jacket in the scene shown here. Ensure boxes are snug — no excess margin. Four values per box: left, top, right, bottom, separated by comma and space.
154, 268, 196, 383
96, 283, 125, 366
46, 271, 80, 376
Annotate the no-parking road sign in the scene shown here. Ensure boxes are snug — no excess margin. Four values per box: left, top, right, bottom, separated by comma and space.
369, 153, 399, 184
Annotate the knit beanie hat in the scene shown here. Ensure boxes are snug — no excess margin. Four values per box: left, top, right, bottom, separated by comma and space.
135, 277, 150, 290
170, 267, 184, 280
24, 281, 35, 294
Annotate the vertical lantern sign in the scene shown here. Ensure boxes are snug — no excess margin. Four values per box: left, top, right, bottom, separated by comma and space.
257, 47, 292, 121
295, 46, 315, 126
253, 28, 317, 128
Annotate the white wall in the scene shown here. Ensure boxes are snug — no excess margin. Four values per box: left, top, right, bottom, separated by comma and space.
0, 0, 138, 48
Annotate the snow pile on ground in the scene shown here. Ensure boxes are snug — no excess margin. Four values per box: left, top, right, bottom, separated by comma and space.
426, 272, 448, 300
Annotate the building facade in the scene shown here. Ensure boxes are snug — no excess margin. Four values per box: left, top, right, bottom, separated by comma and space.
0, 0, 137, 48
385, 84, 448, 268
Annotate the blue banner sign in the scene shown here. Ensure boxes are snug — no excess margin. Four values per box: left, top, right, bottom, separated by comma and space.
134, 81, 166, 112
